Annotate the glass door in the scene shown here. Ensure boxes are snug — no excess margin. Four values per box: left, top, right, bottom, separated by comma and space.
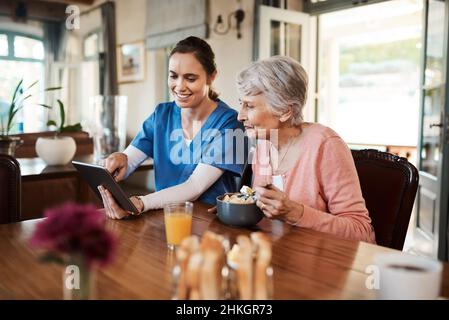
257, 5, 315, 120
414, 0, 449, 260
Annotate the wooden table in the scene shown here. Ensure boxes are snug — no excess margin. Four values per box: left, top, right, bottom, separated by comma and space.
0, 202, 448, 300
17, 155, 153, 221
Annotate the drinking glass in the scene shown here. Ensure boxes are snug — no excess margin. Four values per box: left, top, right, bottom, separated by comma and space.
164, 202, 193, 250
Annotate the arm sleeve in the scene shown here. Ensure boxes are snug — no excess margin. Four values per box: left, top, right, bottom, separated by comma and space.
140, 163, 224, 211
123, 145, 148, 179
296, 137, 376, 243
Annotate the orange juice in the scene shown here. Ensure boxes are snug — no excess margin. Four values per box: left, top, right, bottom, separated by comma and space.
164, 212, 192, 246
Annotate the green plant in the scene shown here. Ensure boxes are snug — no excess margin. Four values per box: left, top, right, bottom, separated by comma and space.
47, 99, 82, 134
0, 79, 61, 136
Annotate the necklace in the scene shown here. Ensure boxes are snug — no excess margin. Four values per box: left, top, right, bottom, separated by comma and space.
270, 135, 297, 173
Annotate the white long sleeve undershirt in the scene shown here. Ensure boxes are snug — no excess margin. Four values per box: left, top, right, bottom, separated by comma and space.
122, 145, 224, 211
123, 145, 148, 179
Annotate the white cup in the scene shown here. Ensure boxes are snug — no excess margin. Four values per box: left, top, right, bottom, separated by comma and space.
374, 252, 442, 300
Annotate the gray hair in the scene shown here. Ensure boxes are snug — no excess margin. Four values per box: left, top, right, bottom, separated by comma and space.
236, 55, 308, 126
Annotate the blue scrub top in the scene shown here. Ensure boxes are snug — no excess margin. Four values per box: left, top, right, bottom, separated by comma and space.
130, 100, 248, 204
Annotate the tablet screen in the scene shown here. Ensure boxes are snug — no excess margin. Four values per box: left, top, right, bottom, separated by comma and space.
72, 161, 139, 213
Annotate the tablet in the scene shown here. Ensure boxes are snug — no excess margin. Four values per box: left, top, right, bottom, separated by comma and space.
72, 161, 139, 213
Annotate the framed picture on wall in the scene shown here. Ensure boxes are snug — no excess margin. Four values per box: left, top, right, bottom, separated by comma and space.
117, 41, 145, 83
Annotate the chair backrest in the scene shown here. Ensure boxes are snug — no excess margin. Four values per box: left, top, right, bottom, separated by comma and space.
0, 154, 21, 224
351, 149, 419, 250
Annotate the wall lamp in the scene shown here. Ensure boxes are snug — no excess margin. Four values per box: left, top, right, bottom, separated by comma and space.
13, 1, 28, 22
212, 5, 245, 39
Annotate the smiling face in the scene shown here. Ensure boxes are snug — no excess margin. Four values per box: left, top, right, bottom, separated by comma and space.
168, 52, 215, 109
237, 94, 281, 140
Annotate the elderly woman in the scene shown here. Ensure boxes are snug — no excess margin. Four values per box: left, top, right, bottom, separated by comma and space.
236, 56, 375, 243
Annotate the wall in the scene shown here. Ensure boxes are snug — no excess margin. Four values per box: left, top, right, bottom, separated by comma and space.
115, 0, 166, 139
207, 0, 255, 109
0, 16, 43, 37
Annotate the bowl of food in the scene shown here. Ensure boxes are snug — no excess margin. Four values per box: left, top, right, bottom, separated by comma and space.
216, 186, 264, 227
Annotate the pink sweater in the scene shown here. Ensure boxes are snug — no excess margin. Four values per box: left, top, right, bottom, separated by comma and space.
252, 123, 376, 244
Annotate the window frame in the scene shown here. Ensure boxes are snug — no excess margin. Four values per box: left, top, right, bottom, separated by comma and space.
83, 28, 102, 61
0, 30, 46, 133
0, 30, 45, 63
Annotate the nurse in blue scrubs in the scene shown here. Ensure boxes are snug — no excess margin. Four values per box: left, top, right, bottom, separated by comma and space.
98, 36, 247, 219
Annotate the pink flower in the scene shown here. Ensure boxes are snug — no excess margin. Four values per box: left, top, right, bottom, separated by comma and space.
30, 202, 116, 268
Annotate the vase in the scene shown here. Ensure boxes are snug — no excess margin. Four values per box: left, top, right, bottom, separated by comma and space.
36, 136, 76, 165
88, 95, 127, 163
0, 136, 23, 156
62, 257, 97, 300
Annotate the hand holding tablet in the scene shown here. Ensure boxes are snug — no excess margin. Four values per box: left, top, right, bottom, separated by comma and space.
98, 186, 144, 219
102, 152, 129, 182
72, 161, 140, 215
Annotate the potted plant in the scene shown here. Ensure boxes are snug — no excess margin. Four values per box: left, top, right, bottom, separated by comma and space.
35, 99, 82, 165
0, 79, 60, 156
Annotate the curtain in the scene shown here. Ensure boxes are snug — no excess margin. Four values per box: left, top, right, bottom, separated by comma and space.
42, 21, 66, 130
43, 21, 65, 89
145, 0, 207, 50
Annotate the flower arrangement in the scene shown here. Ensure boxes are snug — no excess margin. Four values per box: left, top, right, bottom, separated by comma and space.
29, 202, 116, 269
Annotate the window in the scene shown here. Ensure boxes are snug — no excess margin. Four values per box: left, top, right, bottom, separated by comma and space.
14, 35, 44, 60
0, 34, 7, 56
0, 31, 45, 133
318, 0, 422, 159
83, 31, 101, 59
79, 31, 101, 130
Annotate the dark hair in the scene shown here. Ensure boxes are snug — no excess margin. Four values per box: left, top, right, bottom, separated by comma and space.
169, 36, 219, 100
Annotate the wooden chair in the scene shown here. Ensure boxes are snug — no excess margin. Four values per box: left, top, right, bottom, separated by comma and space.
351, 149, 419, 250
0, 154, 21, 223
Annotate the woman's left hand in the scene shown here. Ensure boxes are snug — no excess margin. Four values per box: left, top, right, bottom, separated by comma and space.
254, 185, 304, 223
98, 185, 132, 219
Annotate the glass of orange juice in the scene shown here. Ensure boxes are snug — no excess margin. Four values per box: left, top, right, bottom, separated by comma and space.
164, 202, 193, 250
